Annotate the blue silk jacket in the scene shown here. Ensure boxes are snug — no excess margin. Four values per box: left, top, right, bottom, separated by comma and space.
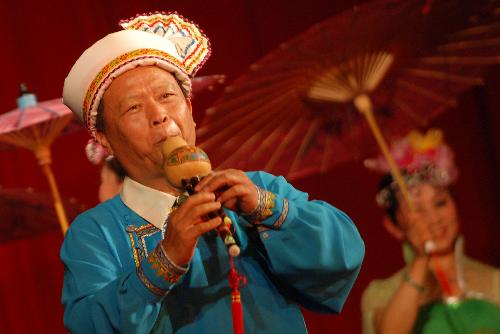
61, 171, 365, 333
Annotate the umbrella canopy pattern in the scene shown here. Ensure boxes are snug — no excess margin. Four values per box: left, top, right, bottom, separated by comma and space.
197, 0, 500, 180
0, 98, 73, 152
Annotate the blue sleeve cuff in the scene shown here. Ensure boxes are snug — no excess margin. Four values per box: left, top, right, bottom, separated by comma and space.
254, 193, 289, 231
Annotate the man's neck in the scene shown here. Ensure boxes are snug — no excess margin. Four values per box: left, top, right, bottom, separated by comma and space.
130, 174, 180, 196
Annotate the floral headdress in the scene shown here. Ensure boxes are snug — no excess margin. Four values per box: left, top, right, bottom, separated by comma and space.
364, 129, 458, 207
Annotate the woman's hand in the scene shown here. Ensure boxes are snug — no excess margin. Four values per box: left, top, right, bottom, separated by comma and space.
403, 211, 434, 257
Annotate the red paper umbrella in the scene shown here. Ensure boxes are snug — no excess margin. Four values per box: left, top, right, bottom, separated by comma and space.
198, 0, 500, 181
197, 0, 500, 308
0, 187, 85, 243
0, 93, 74, 234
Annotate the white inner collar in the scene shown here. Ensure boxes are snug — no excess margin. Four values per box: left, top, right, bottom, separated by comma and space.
120, 176, 177, 229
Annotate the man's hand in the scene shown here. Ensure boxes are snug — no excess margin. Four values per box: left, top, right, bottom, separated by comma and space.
162, 192, 221, 266
194, 169, 258, 215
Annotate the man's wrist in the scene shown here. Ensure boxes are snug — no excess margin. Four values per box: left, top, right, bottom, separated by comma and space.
242, 186, 275, 223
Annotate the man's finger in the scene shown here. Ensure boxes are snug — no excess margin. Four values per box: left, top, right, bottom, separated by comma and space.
188, 201, 222, 220
217, 184, 248, 205
189, 216, 221, 236
196, 170, 243, 193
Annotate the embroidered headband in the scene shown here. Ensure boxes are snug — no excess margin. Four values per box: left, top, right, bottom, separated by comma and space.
364, 129, 458, 207
63, 12, 211, 139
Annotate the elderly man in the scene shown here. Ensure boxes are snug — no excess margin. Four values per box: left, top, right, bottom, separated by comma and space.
61, 12, 364, 334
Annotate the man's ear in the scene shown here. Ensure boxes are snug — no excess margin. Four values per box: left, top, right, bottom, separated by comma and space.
187, 98, 196, 127
96, 132, 113, 156
383, 216, 405, 241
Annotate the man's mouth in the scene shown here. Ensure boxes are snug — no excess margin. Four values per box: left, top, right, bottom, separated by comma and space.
156, 134, 182, 145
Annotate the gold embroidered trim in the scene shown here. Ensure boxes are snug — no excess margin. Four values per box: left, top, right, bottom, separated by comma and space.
147, 244, 187, 284
136, 265, 168, 297
126, 224, 161, 268
244, 186, 275, 223
128, 232, 140, 268
272, 199, 289, 230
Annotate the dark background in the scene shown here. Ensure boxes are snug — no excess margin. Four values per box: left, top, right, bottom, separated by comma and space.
0, 0, 498, 333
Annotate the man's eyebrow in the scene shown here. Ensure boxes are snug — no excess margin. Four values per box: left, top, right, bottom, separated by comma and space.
152, 82, 178, 90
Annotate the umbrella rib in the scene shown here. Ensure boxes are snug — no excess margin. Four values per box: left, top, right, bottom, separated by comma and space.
200, 104, 279, 148
216, 108, 290, 170
205, 80, 298, 118
250, 113, 297, 165
392, 97, 428, 126
15, 108, 26, 128
0, 132, 33, 150
224, 68, 306, 94
44, 115, 74, 145
437, 36, 500, 52
213, 76, 301, 108
287, 117, 322, 178
265, 115, 308, 172
200, 90, 299, 148
214, 105, 283, 159
38, 105, 60, 116
396, 79, 457, 107
402, 68, 484, 85
450, 22, 500, 38
419, 56, 500, 65
31, 125, 43, 147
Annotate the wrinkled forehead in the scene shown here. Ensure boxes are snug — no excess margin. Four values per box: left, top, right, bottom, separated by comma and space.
103, 66, 183, 102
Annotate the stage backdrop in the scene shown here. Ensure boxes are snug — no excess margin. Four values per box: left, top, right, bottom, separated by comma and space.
0, 1, 498, 333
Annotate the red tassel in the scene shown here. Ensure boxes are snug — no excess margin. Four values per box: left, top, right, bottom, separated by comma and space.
431, 258, 453, 297
229, 257, 246, 334
231, 290, 244, 334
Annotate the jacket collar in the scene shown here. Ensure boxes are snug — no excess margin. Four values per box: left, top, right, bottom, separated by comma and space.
120, 176, 177, 229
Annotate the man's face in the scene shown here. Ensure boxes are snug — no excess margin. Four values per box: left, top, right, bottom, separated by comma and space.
97, 66, 195, 181
396, 184, 460, 254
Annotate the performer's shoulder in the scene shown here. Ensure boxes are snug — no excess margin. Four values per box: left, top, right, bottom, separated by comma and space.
246, 170, 288, 187
69, 195, 126, 232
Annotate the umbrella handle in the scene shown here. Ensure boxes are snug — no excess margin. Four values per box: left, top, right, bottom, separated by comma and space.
355, 94, 453, 297
41, 162, 69, 235
354, 94, 414, 210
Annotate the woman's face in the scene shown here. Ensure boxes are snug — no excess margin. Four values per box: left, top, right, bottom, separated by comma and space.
396, 184, 460, 254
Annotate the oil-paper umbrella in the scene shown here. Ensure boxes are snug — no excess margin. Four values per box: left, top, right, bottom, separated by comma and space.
197, 0, 500, 312
198, 0, 500, 184
0, 89, 74, 234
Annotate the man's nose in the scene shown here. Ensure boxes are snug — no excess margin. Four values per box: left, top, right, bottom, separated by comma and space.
150, 104, 169, 127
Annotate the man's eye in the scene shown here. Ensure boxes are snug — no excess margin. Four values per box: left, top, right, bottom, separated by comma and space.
127, 105, 139, 112
160, 92, 174, 99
